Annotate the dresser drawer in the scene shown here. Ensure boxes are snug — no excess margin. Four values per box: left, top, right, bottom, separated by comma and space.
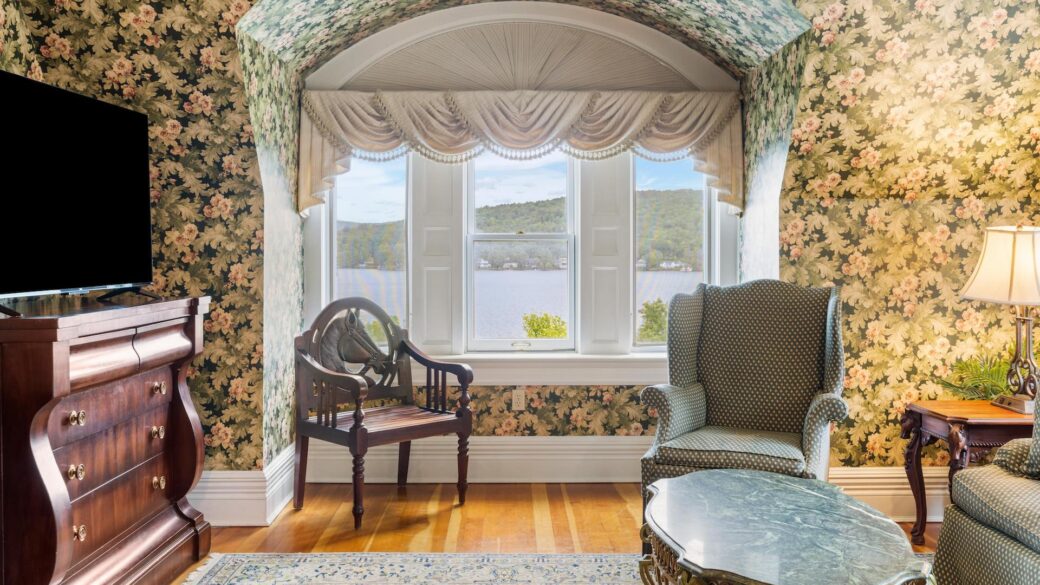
69, 454, 171, 565
48, 367, 174, 448
54, 406, 170, 501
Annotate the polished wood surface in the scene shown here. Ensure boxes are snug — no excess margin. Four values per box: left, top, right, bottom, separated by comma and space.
0, 297, 210, 584
901, 400, 1033, 545
909, 400, 1034, 424
175, 483, 938, 583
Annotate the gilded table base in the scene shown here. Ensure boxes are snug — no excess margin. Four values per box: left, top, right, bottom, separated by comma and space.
640, 524, 753, 585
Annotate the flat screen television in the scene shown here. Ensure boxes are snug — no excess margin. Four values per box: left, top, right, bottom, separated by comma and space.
0, 70, 152, 300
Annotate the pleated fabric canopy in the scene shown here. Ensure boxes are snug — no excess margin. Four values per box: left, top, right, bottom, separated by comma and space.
299, 90, 743, 213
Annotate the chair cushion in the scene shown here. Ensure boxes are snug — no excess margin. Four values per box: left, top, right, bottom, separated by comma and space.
952, 464, 1040, 555
698, 280, 833, 434
653, 425, 805, 476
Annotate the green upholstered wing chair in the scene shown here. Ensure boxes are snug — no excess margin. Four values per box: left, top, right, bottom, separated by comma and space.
640, 279, 848, 499
933, 410, 1040, 584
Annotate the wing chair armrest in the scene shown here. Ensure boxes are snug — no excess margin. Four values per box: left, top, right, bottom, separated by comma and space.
641, 383, 707, 445
993, 438, 1034, 477
802, 393, 848, 479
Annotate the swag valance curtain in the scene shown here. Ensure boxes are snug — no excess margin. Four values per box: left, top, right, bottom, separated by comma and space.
299, 90, 743, 213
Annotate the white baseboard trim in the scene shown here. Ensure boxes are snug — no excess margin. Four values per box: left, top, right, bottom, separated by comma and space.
828, 465, 950, 523
187, 445, 295, 526
191, 437, 952, 527
305, 435, 655, 483
307, 436, 951, 522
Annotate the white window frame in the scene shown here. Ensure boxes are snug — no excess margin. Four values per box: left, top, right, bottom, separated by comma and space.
464, 158, 577, 352
302, 153, 738, 386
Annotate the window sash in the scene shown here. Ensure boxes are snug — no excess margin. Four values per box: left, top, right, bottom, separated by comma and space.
631, 169, 709, 348
466, 234, 576, 351
465, 159, 576, 351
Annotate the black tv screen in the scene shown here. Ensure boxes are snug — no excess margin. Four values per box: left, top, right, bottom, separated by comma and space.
0, 70, 152, 299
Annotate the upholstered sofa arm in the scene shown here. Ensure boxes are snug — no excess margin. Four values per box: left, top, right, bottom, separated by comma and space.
801, 393, 848, 479
641, 383, 707, 445
994, 438, 1034, 477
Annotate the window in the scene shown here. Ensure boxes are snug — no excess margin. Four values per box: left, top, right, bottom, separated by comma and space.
466, 152, 575, 351
633, 158, 707, 345
332, 157, 408, 330
306, 151, 736, 371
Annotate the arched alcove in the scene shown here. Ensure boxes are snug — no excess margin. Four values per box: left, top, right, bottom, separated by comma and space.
234, 0, 811, 475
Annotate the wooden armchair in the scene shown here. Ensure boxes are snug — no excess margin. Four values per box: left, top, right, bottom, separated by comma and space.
293, 298, 474, 529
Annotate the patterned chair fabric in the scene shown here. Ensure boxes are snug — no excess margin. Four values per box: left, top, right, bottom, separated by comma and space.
640, 280, 846, 495
655, 426, 805, 476
934, 505, 1040, 585
1027, 406, 1040, 477
935, 438, 1040, 584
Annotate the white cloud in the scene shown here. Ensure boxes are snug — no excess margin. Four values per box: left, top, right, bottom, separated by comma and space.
335, 158, 407, 222
474, 152, 568, 207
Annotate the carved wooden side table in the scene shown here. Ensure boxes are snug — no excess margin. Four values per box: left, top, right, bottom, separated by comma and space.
640, 470, 929, 585
900, 400, 1033, 545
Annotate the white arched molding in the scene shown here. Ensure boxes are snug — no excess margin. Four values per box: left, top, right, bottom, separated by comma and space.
298, 90, 743, 213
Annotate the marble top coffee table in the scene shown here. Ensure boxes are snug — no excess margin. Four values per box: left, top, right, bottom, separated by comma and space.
640, 469, 931, 585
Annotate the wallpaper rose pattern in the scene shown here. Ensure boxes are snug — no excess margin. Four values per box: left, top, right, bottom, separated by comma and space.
781, 0, 1040, 466
240, 0, 810, 79
14, 0, 270, 470
0, 0, 39, 77
5, 0, 1037, 472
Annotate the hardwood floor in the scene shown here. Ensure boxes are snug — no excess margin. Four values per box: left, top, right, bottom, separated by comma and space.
177, 482, 940, 581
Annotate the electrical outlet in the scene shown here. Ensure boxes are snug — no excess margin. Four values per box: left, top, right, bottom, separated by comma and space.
511, 386, 526, 411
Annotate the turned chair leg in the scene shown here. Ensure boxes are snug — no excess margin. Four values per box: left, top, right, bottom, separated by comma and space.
398, 441, 411, 487
457, 432, 469, 505
293, 435, 309, 510
351, 450, 366, 529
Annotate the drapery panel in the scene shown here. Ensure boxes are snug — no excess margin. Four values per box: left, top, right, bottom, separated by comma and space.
299, 90, 743, 213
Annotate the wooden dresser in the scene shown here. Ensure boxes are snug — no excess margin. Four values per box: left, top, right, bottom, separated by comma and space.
0, 297, 210, 584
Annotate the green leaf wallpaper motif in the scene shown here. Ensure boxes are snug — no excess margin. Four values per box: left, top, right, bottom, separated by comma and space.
240, 0, 810, 79
0, 0, 40, 77
781, 0, 1040, 467
7, 0, 1037, 474
14, 0, 271, 470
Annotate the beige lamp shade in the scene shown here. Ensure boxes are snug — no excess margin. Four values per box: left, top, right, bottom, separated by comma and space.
961, 226, 1040, 306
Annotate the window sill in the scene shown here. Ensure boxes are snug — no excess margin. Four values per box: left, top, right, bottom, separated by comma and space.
412, 352, 668, 387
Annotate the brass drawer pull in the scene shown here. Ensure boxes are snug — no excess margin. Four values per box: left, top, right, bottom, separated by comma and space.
152, 475, 167, 490
150, 425, 166, 439
73, 524, 87, 542
66, 464, 86, 481
152, 381, 168, 395
67, 410, 87, 426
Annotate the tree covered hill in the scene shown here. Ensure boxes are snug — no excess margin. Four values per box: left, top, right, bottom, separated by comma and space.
336, 188, 703, 270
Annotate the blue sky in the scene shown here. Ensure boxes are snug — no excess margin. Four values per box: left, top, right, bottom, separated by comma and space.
336, 153, 703, 223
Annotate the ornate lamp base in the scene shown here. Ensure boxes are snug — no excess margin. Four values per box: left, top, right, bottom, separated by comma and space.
992, 394, 1035, 414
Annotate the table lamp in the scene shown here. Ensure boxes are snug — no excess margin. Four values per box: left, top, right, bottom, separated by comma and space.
960, 225, 1040, 413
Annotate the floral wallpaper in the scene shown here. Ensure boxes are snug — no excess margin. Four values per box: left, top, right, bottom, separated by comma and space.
240, 0, 810, 80
741, 33, 809, 279
13, 0, 1035, 474
781, 0, 1040, 467
431, 386, 650, 437
0, 0, 39, 77
15, 0, 270, 471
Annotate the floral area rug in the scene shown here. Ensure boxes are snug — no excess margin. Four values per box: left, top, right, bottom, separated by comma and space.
183, 553, 641, 584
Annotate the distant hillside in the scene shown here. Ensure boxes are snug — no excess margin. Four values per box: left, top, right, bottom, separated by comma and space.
336, 189, 703, 270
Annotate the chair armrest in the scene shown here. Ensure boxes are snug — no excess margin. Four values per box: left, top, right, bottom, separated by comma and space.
994, 439, 1033, 477
802, 393, 848, 479
400, 340, 474, 386
641, 383, 706, 444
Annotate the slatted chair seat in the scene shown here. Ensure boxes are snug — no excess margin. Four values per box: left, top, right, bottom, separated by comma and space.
307, 405, 461, 446
293, 298, 473, 529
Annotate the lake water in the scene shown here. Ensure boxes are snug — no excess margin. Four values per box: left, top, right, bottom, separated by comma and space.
337, 269, 703, 340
